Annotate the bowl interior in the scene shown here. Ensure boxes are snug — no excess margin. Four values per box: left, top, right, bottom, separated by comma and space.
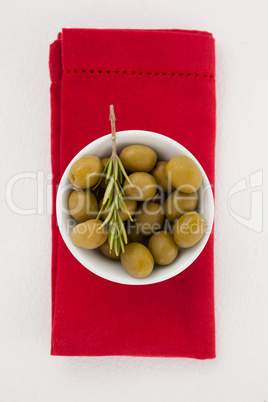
56, 130, 214, 285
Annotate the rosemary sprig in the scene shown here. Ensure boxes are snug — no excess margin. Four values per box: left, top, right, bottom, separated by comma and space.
95, 105, 134, 256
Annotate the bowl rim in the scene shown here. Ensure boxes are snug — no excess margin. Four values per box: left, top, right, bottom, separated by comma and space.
56, 130, 214, 285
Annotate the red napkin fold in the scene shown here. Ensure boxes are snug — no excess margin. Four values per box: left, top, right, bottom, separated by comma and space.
49, 28, 216, 358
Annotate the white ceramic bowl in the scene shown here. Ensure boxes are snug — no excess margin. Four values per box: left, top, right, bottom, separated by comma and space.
56, 130, 214, 285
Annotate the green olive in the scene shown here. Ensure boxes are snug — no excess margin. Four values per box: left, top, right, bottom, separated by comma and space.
119, 145, 157, 173
135, 202, 164, 235
69, 190, 98, 223
148, 231, 178, 265
99, 198, 137, 222
151, 161, 172, 192
71, 219, 107, 249
123, 172, 157, 201
69, 156, 103, 189
165, 155, 202, 193
162, 219, 175, 234
164, 190, 198, 222
99, 240, 120, 260
121, 243, 154, 278
126, 223, 149, 245
173, 212, 206, 248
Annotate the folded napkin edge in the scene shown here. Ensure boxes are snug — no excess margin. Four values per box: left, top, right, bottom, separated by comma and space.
60, 28, 215, 76
60, 27, 214, 38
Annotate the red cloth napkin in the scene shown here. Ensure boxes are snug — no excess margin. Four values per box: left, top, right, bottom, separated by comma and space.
49, 28, 216, 358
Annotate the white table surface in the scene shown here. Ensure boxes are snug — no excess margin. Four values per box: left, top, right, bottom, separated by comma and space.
1, 0, 268, 401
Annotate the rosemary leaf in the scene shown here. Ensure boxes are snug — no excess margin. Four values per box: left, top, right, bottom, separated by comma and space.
116, 211, 128, 244
95, 203, 105, 221
114, 235, 120, 256
103, 157, 111, 173
118, 166, 123, 184
109, 222, 116, 250
103, 176, 114, 204
114, 189, 119, 210
93, 157, 110, 189
119, 234, 125, 253
117, 156, 134, 187
119, 195, 134, 222
114, 158, 119, 181
108, 222, 112, 243
114, 181, 122, 199
105, 158, 113, 182
100, 202, 115, 228
115, 180, 125, 197
96, 195, 111, 221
